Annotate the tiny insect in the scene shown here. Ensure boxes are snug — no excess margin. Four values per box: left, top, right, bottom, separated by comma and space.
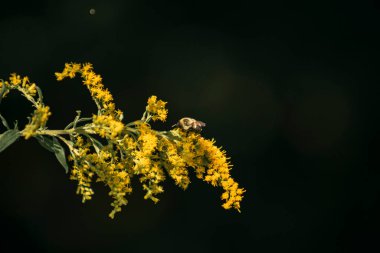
172, 117, 206, 132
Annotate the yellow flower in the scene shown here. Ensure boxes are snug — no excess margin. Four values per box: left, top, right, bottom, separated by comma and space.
55, 63, 118, 116
67, 63, 81, 78
140, 163, 165, 203
22, 106, 51, 139
27, 83, 37, 96
9, 73, 21, 86
179, 132, 245, 212
70, 163, 94, 203
1, 62, 245, 218
92, 114, 124, 139
71, 140, 133, 219
137, 123, 158, 156
55, 72, 65, 81
81, 62, 93, 74
133, 152, 151, 174
160, 138, 190, 189
123, 135, 137, 151
146, 95, 168, 122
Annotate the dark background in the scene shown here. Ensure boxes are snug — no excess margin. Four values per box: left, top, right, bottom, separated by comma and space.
0, 0, 379, 252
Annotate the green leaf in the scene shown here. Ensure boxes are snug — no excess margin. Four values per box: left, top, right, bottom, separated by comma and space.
35, 136, 69, 173
64, 114, 92, 130
86, 135, 103, 154
36, 85, 44, 104
165, 131, 182, 142
0, 129, 20, 152
0, 113, 10, 129
13, 120, 18, 130
35, 135, 55, 152
52, 137, 69, 173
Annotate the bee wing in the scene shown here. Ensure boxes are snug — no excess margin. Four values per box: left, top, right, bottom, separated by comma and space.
198, 121, 206, 127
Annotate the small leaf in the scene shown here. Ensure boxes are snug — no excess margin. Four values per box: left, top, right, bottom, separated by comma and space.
86, 135, 103, 154
0, 113, 10, 129
13, 120, 18, 130
64, 116, 91, 130
165, 131, 182, 142
0, 129, 20, 152
69, 110, 82, 129
52, 137, 69, 173
35, 135, 55, 152
36, 85, 44, 104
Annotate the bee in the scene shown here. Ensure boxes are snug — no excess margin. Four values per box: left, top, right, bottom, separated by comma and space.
172, 117, 206, 132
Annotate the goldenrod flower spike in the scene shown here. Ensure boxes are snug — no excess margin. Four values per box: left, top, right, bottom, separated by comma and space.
0, 62, 245, 218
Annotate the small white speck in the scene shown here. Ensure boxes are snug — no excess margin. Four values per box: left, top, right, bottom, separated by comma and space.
89, 8, 96, 15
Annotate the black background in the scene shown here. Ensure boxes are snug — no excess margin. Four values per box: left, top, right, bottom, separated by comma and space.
0, 0, 379, 252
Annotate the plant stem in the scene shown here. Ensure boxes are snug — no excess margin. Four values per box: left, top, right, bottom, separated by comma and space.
38, 128, 95, 136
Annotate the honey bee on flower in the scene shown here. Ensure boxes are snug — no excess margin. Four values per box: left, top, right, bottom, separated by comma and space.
172, 117, 206, 132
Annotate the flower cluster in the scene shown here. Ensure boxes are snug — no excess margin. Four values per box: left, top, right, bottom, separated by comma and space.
22, 106, 51, 139
92, 114, 124, 139
146, 95, 168, 122
55, 63, 122, 118
173, 130, 245, 211
8, 74, 37, 97
1, 73, 50, 139
196, 137, 245, 211
0, 62, 245, 218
